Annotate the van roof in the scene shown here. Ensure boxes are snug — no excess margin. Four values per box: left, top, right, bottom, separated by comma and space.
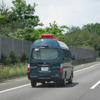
32, 39, 69, 50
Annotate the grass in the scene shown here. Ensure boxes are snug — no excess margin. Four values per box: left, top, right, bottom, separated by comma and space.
0, 63, 27, 79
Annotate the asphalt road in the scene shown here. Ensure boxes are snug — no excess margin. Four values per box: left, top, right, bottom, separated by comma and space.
0, 61, 100, 100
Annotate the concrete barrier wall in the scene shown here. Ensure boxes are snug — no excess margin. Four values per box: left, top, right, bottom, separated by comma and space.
69, 46, 99, 64
0, 36, 99, 64
69, 46, 98, 59
0, 36, 32, 58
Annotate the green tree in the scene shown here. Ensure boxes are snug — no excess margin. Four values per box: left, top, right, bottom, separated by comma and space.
0, 1, 12, 36
40, 21, 69, 42
11, 0, 42, 28
83, 23, 100, 35
65, 24, 100, 50
0, 0, 42, 38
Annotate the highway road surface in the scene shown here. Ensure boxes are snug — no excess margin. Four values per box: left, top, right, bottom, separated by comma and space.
0, 61, 100, 100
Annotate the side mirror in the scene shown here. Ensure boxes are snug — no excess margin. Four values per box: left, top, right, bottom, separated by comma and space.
72, 55, 76, 60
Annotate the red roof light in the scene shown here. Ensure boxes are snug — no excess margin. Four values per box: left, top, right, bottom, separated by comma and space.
53, 38, 61, 41
42, 34, 53, 38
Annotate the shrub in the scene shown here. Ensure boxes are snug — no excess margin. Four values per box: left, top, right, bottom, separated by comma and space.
0, 52, 29, 66
8, 52, 20, 64
0, 54, 6, 65
0, 52, 20, 65
21, 53, 28, 63
99, 51, 100, 57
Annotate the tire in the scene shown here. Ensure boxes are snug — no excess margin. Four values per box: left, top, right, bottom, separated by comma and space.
31, 80, 37, 87
61, 76, 66, 87
41, 81, 45, 85
68, 72, 73, 84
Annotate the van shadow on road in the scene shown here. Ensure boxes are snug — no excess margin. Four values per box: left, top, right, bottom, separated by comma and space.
32, 82, 79, 88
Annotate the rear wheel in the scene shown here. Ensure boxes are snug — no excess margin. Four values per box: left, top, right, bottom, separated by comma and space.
61, 75, 66, 87
68, 72, 73, 84
31, 80, 37, 87
41, 81, 45, 85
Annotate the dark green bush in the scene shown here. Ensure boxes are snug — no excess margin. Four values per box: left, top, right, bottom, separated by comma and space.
21, 53, 28, 63
0, 52, 20, 65
0, 54, 6, 65
99, 51, 100, 57
6, 52, 20, 65
0, 52, 29, 65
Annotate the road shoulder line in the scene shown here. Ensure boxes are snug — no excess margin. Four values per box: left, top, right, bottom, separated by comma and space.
90, 81, 100, 89
0, 84, 30, 94
74, 63, 100, 73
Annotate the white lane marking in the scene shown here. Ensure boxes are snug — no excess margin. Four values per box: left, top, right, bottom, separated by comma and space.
74, 63, 100, 73
0, 83, 8, 85
0, 84, 30, 94
0, 78, 27, 86
90, 81, 100, 89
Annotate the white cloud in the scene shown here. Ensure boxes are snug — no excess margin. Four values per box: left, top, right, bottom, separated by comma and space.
0, 0, 13, 7
33, 0, 100, 27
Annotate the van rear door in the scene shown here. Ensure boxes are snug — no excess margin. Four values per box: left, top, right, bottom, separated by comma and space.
30, 48, 60, 77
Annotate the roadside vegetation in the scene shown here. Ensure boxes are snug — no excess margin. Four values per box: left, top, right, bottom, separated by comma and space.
0, 64, 27, 79
0, 52, 28, 79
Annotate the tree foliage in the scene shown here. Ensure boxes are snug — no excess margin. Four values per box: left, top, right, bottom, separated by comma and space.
65, 24, 100, 50
0, 0, 42, 37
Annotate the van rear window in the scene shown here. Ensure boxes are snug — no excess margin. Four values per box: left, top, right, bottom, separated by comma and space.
31, 48, 58, 60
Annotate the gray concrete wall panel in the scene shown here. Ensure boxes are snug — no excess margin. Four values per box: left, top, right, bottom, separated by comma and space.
0, 36, 32, 57
1, 36, 12, 55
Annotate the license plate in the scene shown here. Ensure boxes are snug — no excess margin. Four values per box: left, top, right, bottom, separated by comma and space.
41, 67, 49, 71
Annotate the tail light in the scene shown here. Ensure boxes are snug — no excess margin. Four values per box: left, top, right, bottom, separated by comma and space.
27, 64, 30, 72
60, 64, 63, 71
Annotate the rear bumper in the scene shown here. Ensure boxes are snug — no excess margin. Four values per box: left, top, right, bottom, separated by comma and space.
27, 73, 63, 82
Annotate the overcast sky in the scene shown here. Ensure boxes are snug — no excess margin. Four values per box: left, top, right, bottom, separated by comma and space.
0, 0, 100, 28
